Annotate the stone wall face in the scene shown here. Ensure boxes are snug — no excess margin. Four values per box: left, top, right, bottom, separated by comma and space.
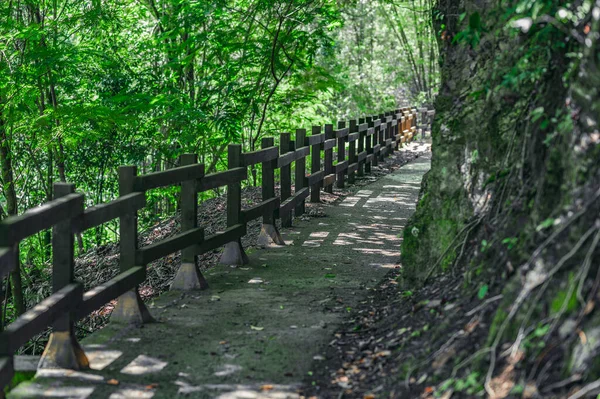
402, 0, 600, 380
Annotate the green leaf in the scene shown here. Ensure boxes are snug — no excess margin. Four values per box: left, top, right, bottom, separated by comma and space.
501, 237, 518, 250
469, 12, 481, 31
533, 324, 550, 337
480, 239, 489, 252
477, 284, 489, 300
531, 107, 545, 122
536, 218, 555, 231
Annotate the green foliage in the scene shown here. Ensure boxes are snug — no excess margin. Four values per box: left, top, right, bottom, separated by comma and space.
0, 0, 438, 332
453, 12, 484, 47
501, 237, 518, 250
477, 284, 489, 299
550, 273, 579, 314
480, 239, 490, 253
4, 371, 35, 394
438, 372, 484, 396
536, 218, 555, 231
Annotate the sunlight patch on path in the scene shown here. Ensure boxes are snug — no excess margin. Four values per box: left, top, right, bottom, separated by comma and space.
120, 355, 168, 375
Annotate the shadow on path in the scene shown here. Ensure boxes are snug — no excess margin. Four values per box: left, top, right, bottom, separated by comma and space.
10, 147, 431, 399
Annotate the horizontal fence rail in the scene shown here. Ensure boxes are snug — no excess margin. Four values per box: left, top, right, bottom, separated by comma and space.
0, 106, 433, 394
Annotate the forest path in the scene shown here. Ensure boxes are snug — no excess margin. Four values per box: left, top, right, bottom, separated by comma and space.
10, 143, 430, 399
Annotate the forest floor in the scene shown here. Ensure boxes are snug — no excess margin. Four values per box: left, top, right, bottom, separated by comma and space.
301, 262, 500, 399
10, 142, 432, 398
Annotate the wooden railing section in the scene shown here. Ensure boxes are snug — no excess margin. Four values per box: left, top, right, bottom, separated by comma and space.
0, 107, 427, 393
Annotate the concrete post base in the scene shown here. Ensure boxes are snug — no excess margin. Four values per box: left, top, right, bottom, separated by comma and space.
38, 329, 89, 370
219, 240, 249, 266
170, 262, 209, 291
111, 289, 155, 325
257, 224, 285, 247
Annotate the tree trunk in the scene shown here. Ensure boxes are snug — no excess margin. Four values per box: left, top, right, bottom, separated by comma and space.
0, 104, 25, 316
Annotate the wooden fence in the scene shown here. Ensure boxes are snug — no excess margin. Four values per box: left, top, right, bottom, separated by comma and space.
0, 107, 424, 394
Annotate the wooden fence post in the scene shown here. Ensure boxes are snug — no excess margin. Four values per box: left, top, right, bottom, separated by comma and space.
111, 166, 155, 324
403, 109, 410, 142
372, 116, 379, 167
280, 133, 293, 227
324, 124, 334, 193
170, 154, 208, 290
366, 116, 373, 173
257, 138, 285, 246
358, 118, 365, 177
336, 121, 346, 188
295, 129, 307, 215
394, 112, 401, 150
38, 183, 89, 369
220, 144, 249, 265
310, 126, 321, 203
379, 115, 386, 162
404, 111, 408, 143
348, 119, 357, 184
387, 116, 394, 155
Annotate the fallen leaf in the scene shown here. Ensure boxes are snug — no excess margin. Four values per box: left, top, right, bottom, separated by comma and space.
251, 325, 264, 331
464, 319, 480, 334
584, 300, 595, 315
523, 382, 538, 398
578, 329, 587, 345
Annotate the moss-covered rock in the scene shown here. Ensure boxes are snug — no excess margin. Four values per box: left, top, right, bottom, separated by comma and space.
403, 0, 600, 390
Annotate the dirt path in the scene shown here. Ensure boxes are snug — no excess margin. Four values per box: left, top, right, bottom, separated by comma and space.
10, 144, 431, 399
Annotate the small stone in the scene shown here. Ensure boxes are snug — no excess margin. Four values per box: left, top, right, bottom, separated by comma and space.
559, 319, 577, 339
426, 299, 441, 308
